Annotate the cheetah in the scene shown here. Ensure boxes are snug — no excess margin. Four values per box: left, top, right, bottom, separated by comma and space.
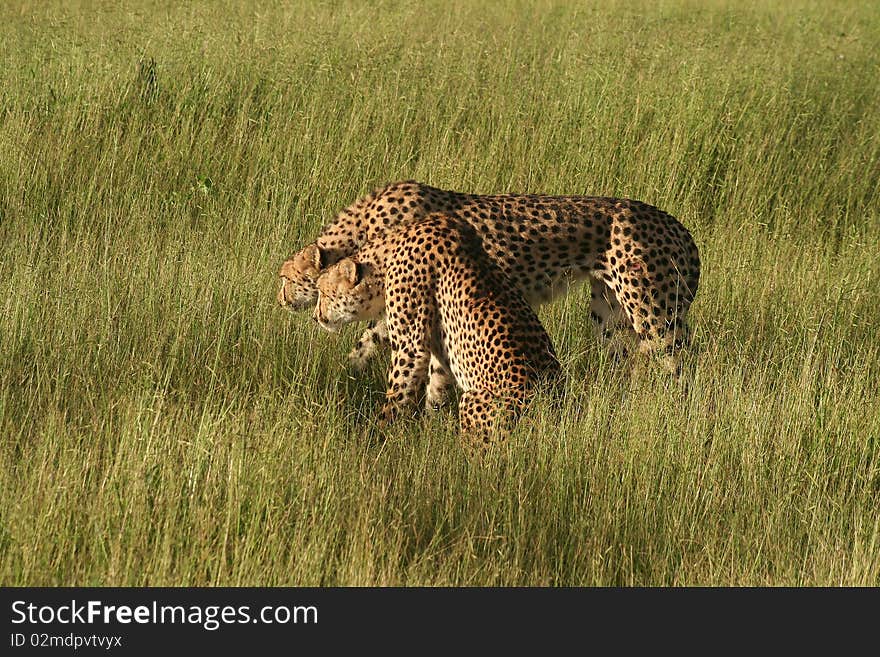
278, 180, 700, 374
313, 214, 563, 446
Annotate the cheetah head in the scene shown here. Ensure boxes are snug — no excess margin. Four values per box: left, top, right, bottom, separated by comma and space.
277, 243, 328, 311
313, 258, 384, 333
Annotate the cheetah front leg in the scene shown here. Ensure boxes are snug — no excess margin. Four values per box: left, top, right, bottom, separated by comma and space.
347, 318, 390, 372
379, 301, 435, 426
380, 341, 432, 426
379, 266, 437, 427
351, 321, 453, 411
425, 356, 455, 412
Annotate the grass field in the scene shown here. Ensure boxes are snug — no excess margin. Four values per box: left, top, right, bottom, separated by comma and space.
1, 0, 879, 586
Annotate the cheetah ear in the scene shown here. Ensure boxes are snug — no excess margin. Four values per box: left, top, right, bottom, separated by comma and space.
337, 258, 362, 286
302, 243, 325, 270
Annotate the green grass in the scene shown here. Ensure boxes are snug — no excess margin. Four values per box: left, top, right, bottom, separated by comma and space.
1, 0, 879, 586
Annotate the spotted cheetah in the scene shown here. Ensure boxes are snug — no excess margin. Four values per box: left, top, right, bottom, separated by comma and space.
314, 214, 563, 446
278, 180, 700, 374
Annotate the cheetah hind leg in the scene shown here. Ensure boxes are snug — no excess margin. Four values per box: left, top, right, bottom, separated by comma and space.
589, 277, 638, 362
347, 318, 390, 372
612, 270, 691, 377
637, 319, 691, 377
458, 388, 519, 452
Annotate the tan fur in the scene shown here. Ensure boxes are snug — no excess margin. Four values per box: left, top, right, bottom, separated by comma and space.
276, 246, 323, 310
315, 215, 563, 447
280, 180, 700, 373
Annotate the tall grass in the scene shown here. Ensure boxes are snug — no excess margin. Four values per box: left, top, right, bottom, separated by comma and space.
1, 0, 878, 585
